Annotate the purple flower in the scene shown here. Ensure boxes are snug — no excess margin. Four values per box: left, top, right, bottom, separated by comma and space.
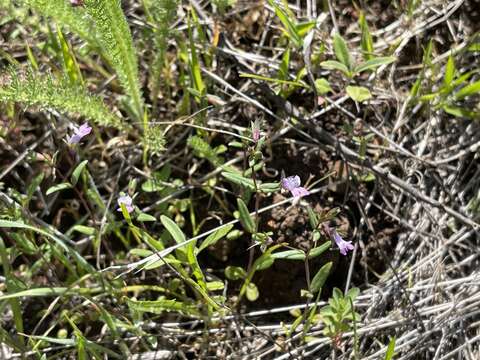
67, 123, 92, 144
117, 194, 134, 213
251, 120, 261, 143
281, 175, 310, 198
332, 230, 354, 256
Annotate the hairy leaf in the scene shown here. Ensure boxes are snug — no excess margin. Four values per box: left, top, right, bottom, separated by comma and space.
0, 69, 124, 128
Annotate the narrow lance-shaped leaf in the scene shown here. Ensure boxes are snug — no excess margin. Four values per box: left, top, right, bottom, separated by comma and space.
160, 215, 186, 244
71, 160, 88, 186
310, 262, 332, 293
443, 55, 455, 87
237, 198, 255, 233
333, 33, 353, 71
355, 56, 396, 73
359, 11, 374, 60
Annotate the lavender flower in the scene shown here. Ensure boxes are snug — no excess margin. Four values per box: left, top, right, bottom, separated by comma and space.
251, 120, 260, 143
332, 229, 354, 256
281, 175, 310, 198
67, 123, 92, 144
117, 194, 134, 213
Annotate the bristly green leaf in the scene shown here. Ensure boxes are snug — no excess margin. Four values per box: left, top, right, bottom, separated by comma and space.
84, 0, 144, 119
0, 68, 124, 129
333, 33, 353, 71
143, 0, 178, 102
11, 0, 97, 45
188, 135, 224, 167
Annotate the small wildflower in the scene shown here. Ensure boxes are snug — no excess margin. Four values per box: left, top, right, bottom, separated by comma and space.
281, 175, 310, 198
67, 123, 92, 144
251, 120, 261, 143
332, 229, 354, 256
117, 194, 134, 213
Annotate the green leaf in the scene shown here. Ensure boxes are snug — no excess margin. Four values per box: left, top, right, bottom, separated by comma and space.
71, 225, 95, 236
354, 56, 396, 73
295, 20, 316, 37
0, 69, 124, 129
221, 171, 255, 190
346, 85, 372, 102
307, 206, 318, 229
310, 262, 332, 293
359, 11, 374, 61
278, 47, 290, 80
271, 249, 306, 260
0, 287, 92, 300
84, 0, 144, 118
246, 282, 259, 302
126, 297, 200, 317
272, 241, 331, 260
346, 287, 360, 301
46, 182, 72, 195
0, 220, 93, 272
320, 60, 351, 76
442, 105, 477, 119
267, 0, 302, 47
71, 160, 88, 186
56, 25, 83, 86
225, 266, 247, 280
259, 182, 280, 193
314, 78, 333, 95
17, 0, 98, 45
255, 254, 274, 271
239, 73, 308, 88
197, 224, 234, 253
160, 215, 186, 245
333, 33, 353, 70
455, 80, 480, 100
384, 337, 396, 360
25, 172, 44, 207
444, 55, 455, 87
206, 281, 224, 291
188, 17, 205, 100
237, 198, 255, 233
136, 213, 157, 222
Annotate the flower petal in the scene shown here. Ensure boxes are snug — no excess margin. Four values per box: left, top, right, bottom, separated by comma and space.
291, 186, 310, 198
281, 175, 301, 192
